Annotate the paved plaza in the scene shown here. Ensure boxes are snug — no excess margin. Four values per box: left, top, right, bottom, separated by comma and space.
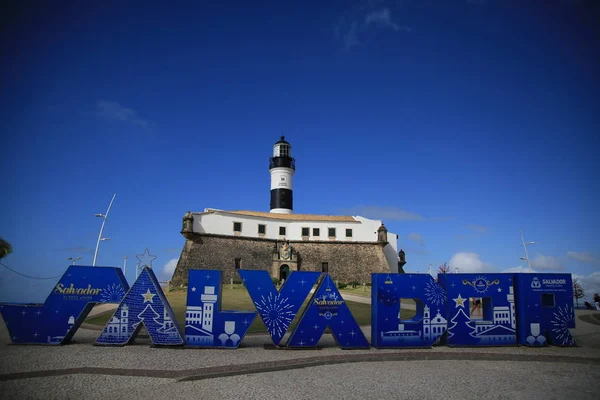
1, 308, 599, 399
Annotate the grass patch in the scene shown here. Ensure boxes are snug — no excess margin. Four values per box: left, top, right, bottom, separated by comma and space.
339, 286, 372, 298
85, 284, 416, 333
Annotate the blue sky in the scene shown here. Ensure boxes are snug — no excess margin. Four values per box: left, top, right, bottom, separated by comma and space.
1, 0, 599, 303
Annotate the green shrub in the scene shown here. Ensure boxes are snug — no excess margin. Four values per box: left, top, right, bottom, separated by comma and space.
337, 282, 348, 289
347, 280, 361, 288
271, 277, 281, 285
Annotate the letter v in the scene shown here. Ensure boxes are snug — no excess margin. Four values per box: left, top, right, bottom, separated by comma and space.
238, 270, 320, 346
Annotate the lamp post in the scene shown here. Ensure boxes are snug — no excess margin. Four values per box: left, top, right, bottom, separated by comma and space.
93, 193, 116, 266
123, 256, 128, 276
68, 256, 82, 265
455, 267, 459, 274
428, 264, 432, 276
520, 230, 535, 272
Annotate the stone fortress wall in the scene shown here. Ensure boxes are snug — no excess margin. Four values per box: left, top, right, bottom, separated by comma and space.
170, 233, 391, 287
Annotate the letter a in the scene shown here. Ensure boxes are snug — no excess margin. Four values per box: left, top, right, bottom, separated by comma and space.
287, 274, 369, 349
96, 267, 184, 346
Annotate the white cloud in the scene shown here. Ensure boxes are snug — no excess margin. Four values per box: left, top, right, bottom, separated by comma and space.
333, 5, 411, 50
530, 254, 565, 271
159, 258, 179, 282
501, 266, 534, 273
567, 251, 600, 265
366, 8, 403, 31
449, 252, 494, 273
344, 21, 360, 49
334, 16, 360, 49
96, 100, 152, 129
340, 205, 425, 221
407, 232, 424, 245
465, 224, 488, 233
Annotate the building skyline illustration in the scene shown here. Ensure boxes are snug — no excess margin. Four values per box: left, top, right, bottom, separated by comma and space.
47, 314, 76, 344
185, 285, 218, 345
103, 304, 130, 339
472, 286, 517, 343
381, 304, 448, 345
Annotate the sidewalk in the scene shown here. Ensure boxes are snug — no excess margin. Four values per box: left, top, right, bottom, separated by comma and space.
1, 310, 599, 399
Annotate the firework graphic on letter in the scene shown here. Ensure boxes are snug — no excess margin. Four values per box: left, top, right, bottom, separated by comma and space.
551, 304, 576, 346
100, 283, 126, 303
424, 279, 446, 306
255, 292, 294, 339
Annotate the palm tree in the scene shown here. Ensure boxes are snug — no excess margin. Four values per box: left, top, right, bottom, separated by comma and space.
0, 237, 12, 259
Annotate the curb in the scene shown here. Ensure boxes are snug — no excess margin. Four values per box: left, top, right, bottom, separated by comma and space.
0, 351, 598, 383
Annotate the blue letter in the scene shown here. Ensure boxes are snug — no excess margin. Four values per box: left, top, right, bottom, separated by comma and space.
239, 270, 321, 346
372, 273, 448, 348
96, 267, 183, 346
0, 265, 129, 345
438, 273, 516, 347
514, 273, 576, 346
185, 269, 257, 348
288, 273, 369, 349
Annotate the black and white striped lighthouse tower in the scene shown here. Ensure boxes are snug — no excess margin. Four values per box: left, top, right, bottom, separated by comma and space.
269, 136, 295, 214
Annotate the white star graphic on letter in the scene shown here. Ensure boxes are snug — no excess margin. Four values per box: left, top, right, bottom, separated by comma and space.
453, 294, 466, 308
142, 289, 155, 303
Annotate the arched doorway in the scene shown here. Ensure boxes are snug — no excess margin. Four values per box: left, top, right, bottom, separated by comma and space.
279, 264, 290, 281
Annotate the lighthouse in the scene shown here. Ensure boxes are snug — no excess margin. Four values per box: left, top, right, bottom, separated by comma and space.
269, 136, 295, 214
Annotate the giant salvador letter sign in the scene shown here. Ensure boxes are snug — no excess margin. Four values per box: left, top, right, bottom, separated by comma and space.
184, 269, 257, 348
514, 273, 576, 346
96, 267, 184, 346
438, 273, 517, 347
371, 273, 448, 348
0, 265, 129, 344
286, 273, 370, 349
239, 269, 320, 346
0, 267, 578, 348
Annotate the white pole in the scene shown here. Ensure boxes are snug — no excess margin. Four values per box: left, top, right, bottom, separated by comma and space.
521, 230, 532, 272
123, 256, 128, 277
93, 193, 116, 266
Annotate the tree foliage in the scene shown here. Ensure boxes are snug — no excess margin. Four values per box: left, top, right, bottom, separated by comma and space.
0, 237, 12, 260
438, 262, 451, 274
573, 278, 585, 307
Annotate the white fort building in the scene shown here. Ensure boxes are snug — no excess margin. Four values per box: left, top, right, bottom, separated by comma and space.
171, 136, 406, 286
